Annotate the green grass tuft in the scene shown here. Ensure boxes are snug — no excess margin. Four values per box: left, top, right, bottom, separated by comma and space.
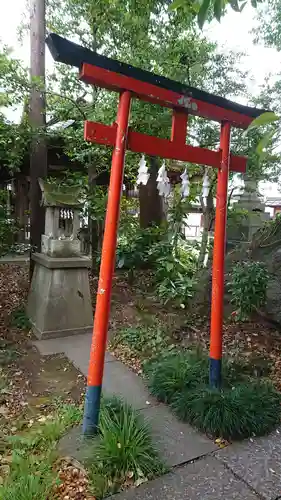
171, 382, 281, 440
7, 403, 82, 454
147, 348, 281, 440
100, 394, 124, 419
0, 402, 83, 499
145, 350, 209, 403
87, 399, 166, 497
0, 452, 56, 500
2, 396, 163, 499
10, 307, 31, 330
99, 404, 163, 478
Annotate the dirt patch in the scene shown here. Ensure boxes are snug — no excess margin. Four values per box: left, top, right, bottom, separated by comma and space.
0, 343, 86, 434
0, 264, 29, 339
0, 264, 86, 436
22, 347, 85, 401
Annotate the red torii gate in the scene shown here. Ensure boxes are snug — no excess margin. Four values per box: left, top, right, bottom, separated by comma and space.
47, 33, 267, 435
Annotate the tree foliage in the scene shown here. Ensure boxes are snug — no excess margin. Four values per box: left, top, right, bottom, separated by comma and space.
170, 0, 264, 28
0, 45, 30, 171
255, 0, 281, 51
228, 261, 269, 321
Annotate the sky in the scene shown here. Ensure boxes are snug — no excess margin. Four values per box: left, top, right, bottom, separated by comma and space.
206, 4, 281, 99
1, 0, 281, 197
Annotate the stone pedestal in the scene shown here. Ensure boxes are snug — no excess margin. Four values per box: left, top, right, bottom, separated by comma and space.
27, 253, 93, 339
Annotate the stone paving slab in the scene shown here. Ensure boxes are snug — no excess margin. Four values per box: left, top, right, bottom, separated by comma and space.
113, 456, 260, 500
34, 334, 112, 363
216, 428, 281, 500
140, 404, 217, 467
33, 333, 92, 355
101, 357, 159, 411
65, 344, 116, 374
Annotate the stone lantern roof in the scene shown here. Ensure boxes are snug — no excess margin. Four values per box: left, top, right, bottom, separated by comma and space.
38, 178, 83, 209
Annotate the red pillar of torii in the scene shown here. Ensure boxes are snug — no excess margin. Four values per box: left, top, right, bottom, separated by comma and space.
46, 33, 267, 435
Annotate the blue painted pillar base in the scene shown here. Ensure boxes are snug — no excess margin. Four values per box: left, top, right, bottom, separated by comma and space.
82, 385, 102, 435
209, 358, 222, 389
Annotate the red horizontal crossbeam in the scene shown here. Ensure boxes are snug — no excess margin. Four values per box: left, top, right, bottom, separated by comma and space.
80, 63, 253, 129
84, 120, 247, 173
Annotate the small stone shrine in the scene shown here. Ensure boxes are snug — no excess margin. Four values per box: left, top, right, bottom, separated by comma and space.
27, 179, 93, 339
227, 175, 270, 248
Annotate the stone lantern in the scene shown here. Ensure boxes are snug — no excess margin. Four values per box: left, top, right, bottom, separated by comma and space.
27, 179, 93, 339
227, 176, 270, 250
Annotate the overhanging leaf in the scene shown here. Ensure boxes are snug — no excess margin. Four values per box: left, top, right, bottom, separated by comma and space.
256, 129, 276, 155
229, 0, 240, 11
247, 112, 279, 131
198, 0, 211, 28
169, 0, 186, 9
192, 0, 202, 13
214, 0, 225, 21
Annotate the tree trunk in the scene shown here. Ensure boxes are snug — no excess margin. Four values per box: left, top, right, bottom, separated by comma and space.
29, 0, 47, 279
139, 156, 164, 228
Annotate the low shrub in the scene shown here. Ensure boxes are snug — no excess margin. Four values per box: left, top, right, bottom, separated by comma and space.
146, 349, 281, 440
153, 247, 197, 307
155, 272, 195, 307
227, 261, 269, 321
116, 225, 164, 273
10, 243, 31, 255
0, 191, 17, 258
116, 222, 197, 307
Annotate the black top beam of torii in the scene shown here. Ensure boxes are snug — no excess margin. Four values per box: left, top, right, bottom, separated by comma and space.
46, 33, 267, 121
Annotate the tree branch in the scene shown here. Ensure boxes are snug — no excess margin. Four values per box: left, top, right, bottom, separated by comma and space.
44, 90, 88, 121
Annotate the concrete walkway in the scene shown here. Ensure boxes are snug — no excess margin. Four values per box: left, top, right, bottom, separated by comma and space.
35, 333, 281, 500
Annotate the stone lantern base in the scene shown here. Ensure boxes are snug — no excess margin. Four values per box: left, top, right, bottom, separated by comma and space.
27, 253, 93, 339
